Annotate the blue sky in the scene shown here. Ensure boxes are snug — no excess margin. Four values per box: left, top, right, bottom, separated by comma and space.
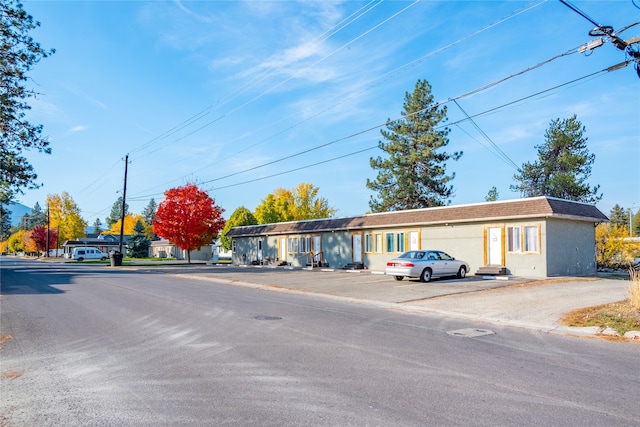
18, 0, 640, 224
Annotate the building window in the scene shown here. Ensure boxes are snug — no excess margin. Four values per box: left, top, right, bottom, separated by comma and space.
232, 240, 237, 253
364, 233, 373, 253
375, 234, 382, 253
396, 232, 405, 253
507, 226, 521, 252
524, 225, 539, 252
288, 238, 298, 253
299, 236, 311, 252
385, 233, 395, 253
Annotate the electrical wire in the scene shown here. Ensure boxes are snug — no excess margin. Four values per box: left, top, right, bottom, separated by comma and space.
452, 100, 519, 170
127, 62, 623, 203
128, 0, 551, 192
127, 0, 387, 162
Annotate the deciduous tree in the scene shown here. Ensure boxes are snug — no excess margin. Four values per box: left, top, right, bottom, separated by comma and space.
30, 225, 57, 254
106, 214, 146, 236
254, 183, 335, 224
47, 192, 87, 242
511, 115, 601, 203
220, 206, 257, 251
153, 183, 225, 263
7, 229, 25, 252
1, 0, 55, 203
367, 79, 462, 212
596, 223, 639, 268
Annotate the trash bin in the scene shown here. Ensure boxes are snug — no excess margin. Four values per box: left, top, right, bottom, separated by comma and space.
110, 251, 123, 267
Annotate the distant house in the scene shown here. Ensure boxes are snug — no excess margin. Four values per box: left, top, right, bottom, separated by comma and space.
62, 233, 132, 256
149, 239, 213, 261
225, 197, 608, 278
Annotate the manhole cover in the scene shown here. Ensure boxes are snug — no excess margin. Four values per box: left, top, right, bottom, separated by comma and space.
253, 315, 283, 321
446, 328, 495, 338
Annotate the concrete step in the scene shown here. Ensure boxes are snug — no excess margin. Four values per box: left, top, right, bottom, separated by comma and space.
475, 265, 508, 276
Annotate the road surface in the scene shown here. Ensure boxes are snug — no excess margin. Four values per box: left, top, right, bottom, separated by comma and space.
1, 257, 638, 426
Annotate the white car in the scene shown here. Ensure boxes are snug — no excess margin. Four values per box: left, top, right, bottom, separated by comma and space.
385, 250, 470, 282
71, 247, 108, 261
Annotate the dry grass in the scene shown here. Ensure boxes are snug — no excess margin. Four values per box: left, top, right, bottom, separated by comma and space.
562, 300, 640, 337
629, 268, 640, 309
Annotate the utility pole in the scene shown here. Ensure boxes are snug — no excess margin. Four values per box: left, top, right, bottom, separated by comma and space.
46, 202, 50, 257
118, 154, 129, 255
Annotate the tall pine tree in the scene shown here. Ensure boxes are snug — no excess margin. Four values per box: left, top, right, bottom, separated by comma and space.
511, 115, 601, 203
366, 79, 462, 212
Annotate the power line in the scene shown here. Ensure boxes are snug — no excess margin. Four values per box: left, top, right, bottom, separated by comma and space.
452, 100, 519, 170
128, 62, 624, 203
128, 0, 552, 194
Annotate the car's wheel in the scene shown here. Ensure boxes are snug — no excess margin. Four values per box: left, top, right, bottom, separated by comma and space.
77, 257, 84, 262
101, 257, 107, 261
457, 266, 467, 279
420, 268, 432, 282
394, 276, 404, 281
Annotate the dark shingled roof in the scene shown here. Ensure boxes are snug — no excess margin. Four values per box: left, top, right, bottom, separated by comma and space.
226, 196, 608, 238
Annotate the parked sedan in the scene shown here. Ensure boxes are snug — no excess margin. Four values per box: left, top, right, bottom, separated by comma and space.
385, 250, 469, 282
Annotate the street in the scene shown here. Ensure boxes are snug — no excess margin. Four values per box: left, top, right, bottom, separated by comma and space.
1, 257, 639, 426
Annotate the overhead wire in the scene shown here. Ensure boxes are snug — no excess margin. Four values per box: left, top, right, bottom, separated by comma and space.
127, 62, 624, 202
452, 99, 519, 171
127, 0, 385, 161
127, 0, 550, 196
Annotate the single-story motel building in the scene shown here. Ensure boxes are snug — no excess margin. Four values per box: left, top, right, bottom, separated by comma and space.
226, 196, 608, 279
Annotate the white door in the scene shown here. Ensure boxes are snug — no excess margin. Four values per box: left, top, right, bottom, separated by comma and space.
257, 239, 263, 262
352, 234, 362, 263
279, 238, 287, 263
313, 235, 322, 264
408, 231, 420, 250
487, 227, 502, 265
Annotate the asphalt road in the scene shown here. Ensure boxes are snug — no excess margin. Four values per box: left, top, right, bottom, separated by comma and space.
1, 257, 639, 426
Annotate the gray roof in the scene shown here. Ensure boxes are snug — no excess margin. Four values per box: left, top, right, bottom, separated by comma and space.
226, 196, 608, 238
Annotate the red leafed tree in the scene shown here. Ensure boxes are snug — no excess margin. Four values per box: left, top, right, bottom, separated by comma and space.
31, 225, 58, 255
153, 183, 225, 263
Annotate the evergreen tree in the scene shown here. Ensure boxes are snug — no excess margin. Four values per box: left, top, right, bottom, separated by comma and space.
366, 79, 462, 212
609, 204, 627, 229
511, 115, 602, 203
485, 186, 499, 202
142, 198, 157, 225
127, 219, 150, 258
106, 196, 128, 228
28, 201, 46, 228
633, 209, 640, 237
0, 204, 11, 240
1, 1, 55, 203
92, 218, 103, 234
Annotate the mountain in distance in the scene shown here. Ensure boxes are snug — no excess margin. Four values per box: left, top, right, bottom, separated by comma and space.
4, 202, 32, 227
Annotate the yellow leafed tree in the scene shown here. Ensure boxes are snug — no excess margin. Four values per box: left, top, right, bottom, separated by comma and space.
254, 183, 335, 224
105, 214, 147, 235
47, 192, 87, 242
595, 223, 639, 268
